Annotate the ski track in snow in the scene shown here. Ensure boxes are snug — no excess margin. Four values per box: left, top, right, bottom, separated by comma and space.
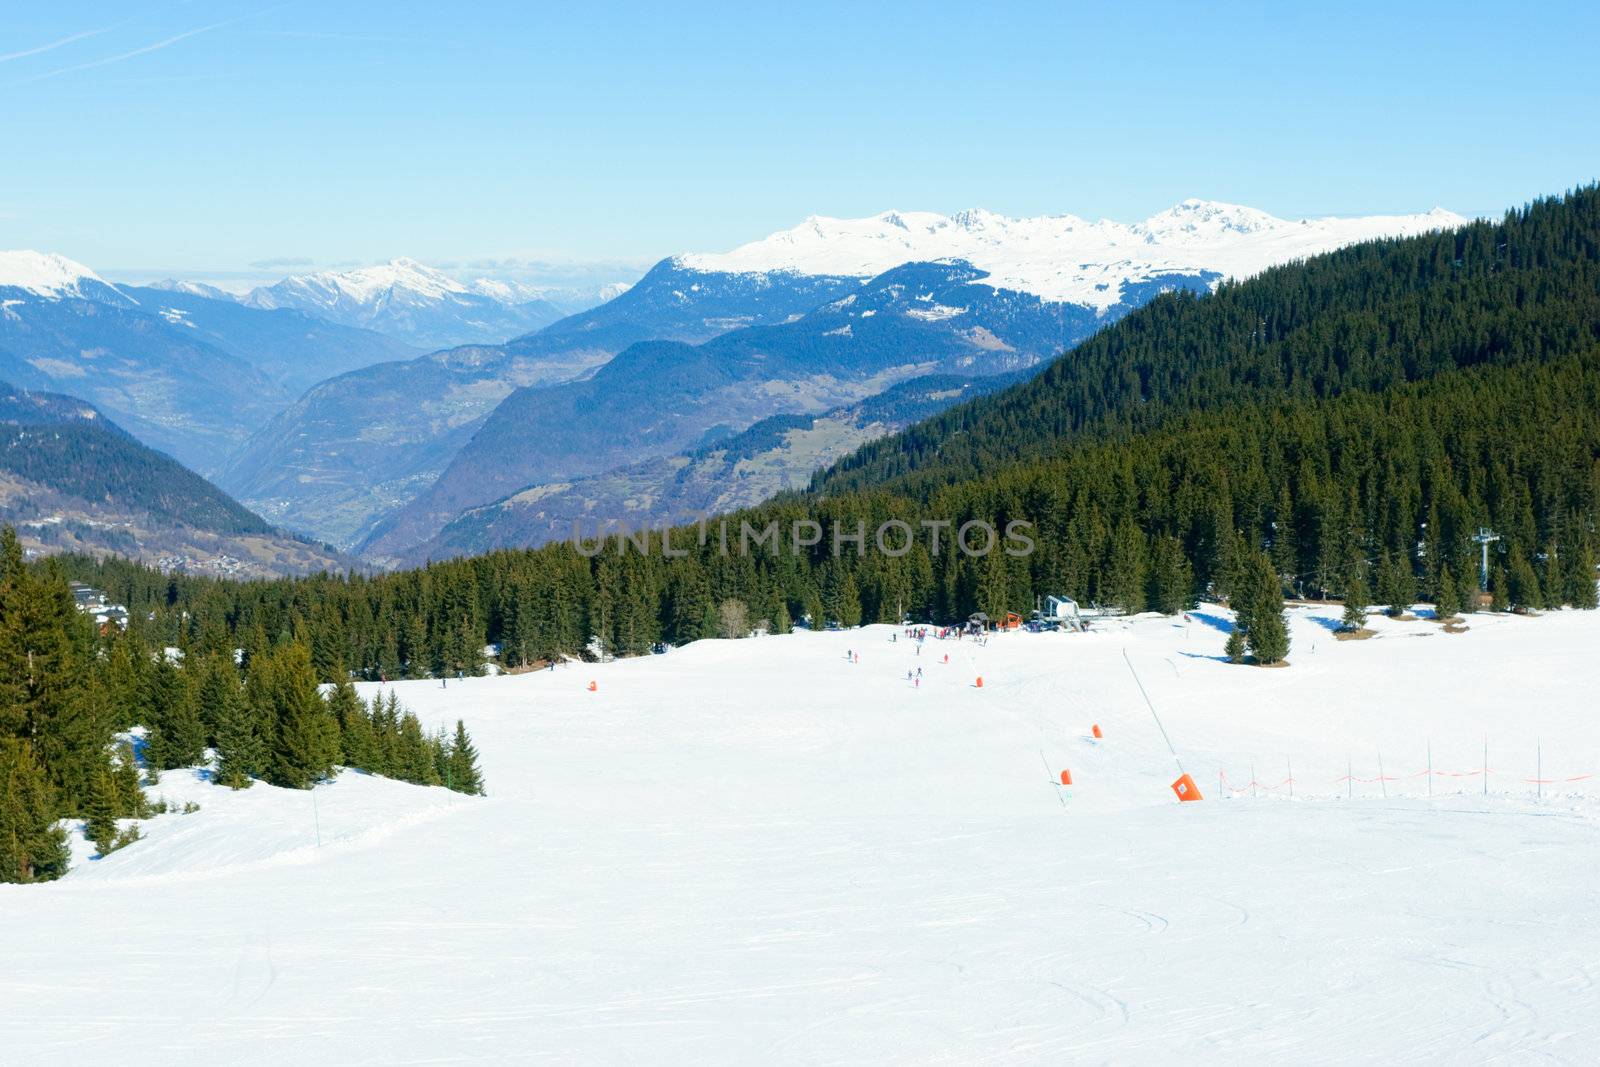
3, 605, 1599, 1063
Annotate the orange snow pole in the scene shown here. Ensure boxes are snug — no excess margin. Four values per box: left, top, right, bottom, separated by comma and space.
587, 680, 597, 692
975, 675, 984, 688
1060, 769, 1073, 786
1171, 773, 1203, 802
1091, 724, 1103, 739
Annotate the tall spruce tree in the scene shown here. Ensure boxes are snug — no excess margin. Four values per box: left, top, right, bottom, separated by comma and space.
446, 719, 484, 795
0, 738, 71, 883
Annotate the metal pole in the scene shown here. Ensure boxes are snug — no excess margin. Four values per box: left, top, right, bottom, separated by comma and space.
1378, 750, 1388, 799
1536, 740, 1542, 802
1483, 736, 1488, 797
311, 788, 323, 848
1250, 760, 1257, 800
1427, 740, 1432, 797
1287, 757, 1293, 798
1347, 756, 1353, 799
1123, 648, 1184, 775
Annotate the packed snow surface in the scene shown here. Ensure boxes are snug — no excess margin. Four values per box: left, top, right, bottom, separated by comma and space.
678, 201, 1469, 310
4, 604, 1598, 1063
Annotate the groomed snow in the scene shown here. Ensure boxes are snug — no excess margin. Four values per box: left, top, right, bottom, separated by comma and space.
677, 201, 1470, 311
4, 603, 1598, 1062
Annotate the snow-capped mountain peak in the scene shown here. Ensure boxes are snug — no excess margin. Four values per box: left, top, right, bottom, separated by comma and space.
254, 257, 471, 308
676, 201, 1469, 311
0, 250, 111, 299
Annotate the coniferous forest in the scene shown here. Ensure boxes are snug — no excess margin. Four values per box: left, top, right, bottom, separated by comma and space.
0, 528, 483, 884
44, 187, 1600, 680
8, 187, 1600, 884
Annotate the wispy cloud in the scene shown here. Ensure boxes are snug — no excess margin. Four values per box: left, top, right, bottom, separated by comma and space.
0, 23, 117, 64
10, 8, 280, 86
248, 256, 314, 269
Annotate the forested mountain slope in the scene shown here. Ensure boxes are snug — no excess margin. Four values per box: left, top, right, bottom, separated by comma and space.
0, 381, 351, 577
47, 187, 1600, 675
813, 187, 1600, 500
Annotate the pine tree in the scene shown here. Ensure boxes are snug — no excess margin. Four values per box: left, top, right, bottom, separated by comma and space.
1490, 563, 1510, 612
260, 643, 336, 790
149, 667, 205, 770
397, 711, 438, 785
84, 763, 119, 856
1225, 628, 1246, 664
1434, 563, 1461, 621
329, 679, 376, 771
1566, 542, 1599, 609
1507, 548, 1542, 613
446, 720, 483, 795
213, 668, 263, 789
112, 740, 145, 817
0, 738, 71, 883
1376, 552, 1414, 617
1148, 536, 1196, 616
1340, 563, 1370, 631
1234, 548, 1289, 665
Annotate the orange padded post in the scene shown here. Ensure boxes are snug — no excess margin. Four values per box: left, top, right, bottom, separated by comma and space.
975, 676, 984, 688
1091, 724, 1103, 739
1171, 773, 1202, 802
1060, 769, 1073, 786
587, 680, 597, 692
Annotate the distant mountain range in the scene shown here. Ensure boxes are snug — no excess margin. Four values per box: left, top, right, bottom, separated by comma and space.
0, 251, 418, 471
215, 261, 864, 548
413, 369, 1034, 564
1, 199, 1467, 569
346, 200, 1464, 562
0, 379, 351, 577
234, 258, 583, 350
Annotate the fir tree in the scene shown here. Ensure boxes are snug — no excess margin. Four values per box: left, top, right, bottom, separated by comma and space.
329, 679, 376, 771
213, 670, 263, 790
148, 667, 205, 770
1566, 542, 1599, 609
1490, 563, 1510, 612
1434, 564, 1461, 621
112, 740, 145, 817
259, 643, 336, 790
1225, 628, 1246, 664
1341, 563, 1370, 631
1376, 552, 1414, 617
84, 763, 119, 856
1507, 547, 1542, 613
0, 738, 71, 883
446, 719, 484, 795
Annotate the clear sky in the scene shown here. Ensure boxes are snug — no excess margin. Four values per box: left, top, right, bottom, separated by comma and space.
2, 0, 1597, 286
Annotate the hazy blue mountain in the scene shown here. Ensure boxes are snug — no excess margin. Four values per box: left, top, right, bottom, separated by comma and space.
358, 259, 1134, 562
411, 369, 1033, 563
216, 261, 862, 547
0, 379, 354, 577
240, 258, 573, 349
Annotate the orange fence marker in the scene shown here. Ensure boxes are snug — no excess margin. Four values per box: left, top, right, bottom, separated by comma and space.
1060, 769, 1073, 786
975, 676, 984, 688
1091, 724, 1103, 739
587, 680, 597, 692
1171, 773, 1203, 802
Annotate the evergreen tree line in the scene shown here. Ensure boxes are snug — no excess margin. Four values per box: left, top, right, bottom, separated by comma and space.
49, 186, 1600, 683
1, 529, 483, 884
51, 346, 1600, 687
814, 184, 1600, 500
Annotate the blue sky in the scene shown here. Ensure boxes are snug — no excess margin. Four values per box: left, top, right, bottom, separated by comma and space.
2, 0, 1597, 285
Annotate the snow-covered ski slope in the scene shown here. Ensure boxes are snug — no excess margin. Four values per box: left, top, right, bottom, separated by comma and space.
5, 604, 1599, 1063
